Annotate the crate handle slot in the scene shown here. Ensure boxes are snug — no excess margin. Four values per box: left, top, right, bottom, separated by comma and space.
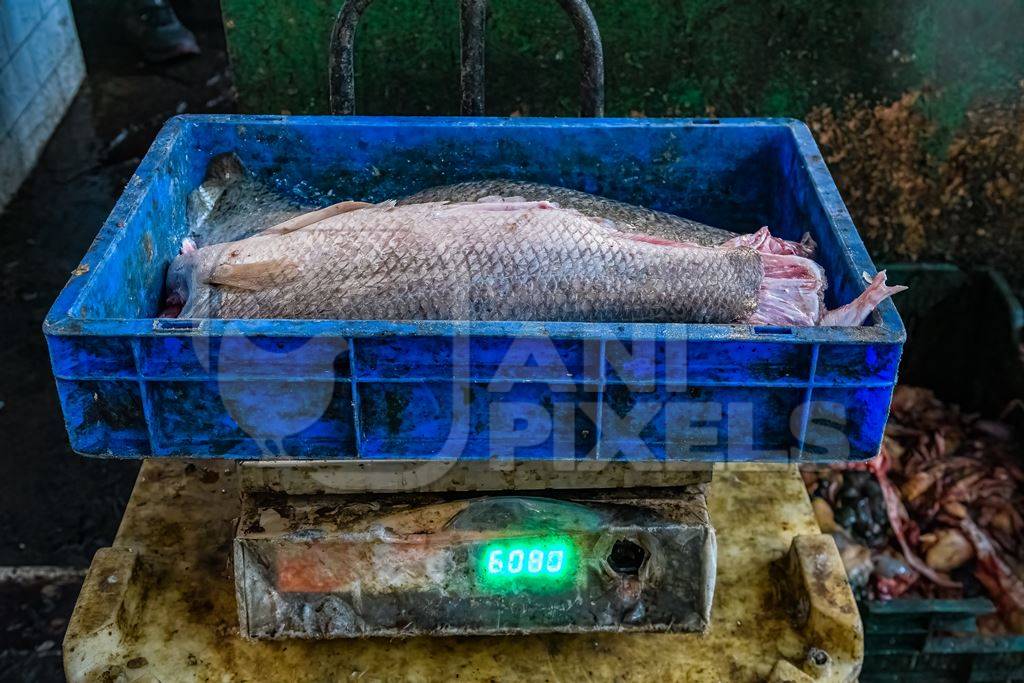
754, 326, 794, 335
154, 319, 201, 332
329, 0, 605, 117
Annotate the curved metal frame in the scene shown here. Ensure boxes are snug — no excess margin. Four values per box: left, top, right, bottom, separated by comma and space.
459, 0, 488, 116
328, 0, 374, 115
329, 0, 604, 116
553, 0, 604, 117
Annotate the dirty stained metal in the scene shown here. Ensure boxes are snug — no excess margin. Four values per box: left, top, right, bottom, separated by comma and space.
235, 487, 716, 638
238, 459, 713, 495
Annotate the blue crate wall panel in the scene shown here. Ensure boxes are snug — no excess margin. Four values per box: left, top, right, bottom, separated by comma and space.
600, 383, 807, 461
356, 381, 600, 460
816, 342, 903, 385
49, 335, 137, 379
353, 335, 598, 383
144, 378, 357, 458
138, 335, 352, 380
800, 385, 895, 460
55, 378, 150, 456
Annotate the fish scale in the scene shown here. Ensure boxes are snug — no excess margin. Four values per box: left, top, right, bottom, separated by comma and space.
170, 202, 763, 323
398, 180, 737, 246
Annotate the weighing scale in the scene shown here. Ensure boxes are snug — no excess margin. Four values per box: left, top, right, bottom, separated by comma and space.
59, 2, 868, 679
65, 461, 862, 681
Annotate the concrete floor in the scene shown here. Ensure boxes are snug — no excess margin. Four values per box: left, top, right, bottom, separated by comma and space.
0, 2, 233, 679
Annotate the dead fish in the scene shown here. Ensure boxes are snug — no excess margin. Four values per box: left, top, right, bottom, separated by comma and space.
167, 200, 766, 322
166, 199, 901, 325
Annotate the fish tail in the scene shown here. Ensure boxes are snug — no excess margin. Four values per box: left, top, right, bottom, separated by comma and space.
747, 253, 826, 326
722, 226, 816, 258
820, 271, 906, 326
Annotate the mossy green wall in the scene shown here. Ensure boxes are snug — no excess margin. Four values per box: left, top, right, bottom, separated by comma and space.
221, 0, 1021, 124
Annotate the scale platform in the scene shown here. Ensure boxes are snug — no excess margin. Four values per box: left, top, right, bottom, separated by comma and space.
64, 460, 863, 681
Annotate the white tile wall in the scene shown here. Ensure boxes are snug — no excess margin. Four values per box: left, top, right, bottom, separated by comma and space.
0, 0, 85, 209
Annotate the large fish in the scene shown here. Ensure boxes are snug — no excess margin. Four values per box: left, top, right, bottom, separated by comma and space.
165, 192, 903, 325
167, 200, 769, 323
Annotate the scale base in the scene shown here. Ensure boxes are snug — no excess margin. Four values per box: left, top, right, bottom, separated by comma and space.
64, 460, 864, 682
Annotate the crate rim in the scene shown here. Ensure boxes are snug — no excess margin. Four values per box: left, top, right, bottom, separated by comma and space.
43, 115, 905, 346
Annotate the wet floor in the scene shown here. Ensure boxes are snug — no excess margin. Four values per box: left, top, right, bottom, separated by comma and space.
0, 2, 234, 679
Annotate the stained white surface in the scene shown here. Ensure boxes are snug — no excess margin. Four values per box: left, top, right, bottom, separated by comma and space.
0, 0, 84, 208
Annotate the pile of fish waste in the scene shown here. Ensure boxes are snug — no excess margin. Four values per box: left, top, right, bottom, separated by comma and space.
164, 165, 903, 324
802, 386, 1024, 633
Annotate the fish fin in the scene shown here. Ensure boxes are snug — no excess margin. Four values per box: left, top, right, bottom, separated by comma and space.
820, 271, 907, 326
800, 232, 818, 258
259, 201, 372, 236
204, 259, 299, 291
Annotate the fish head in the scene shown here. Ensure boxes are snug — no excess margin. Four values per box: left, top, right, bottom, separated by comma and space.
161, 238, 200, 316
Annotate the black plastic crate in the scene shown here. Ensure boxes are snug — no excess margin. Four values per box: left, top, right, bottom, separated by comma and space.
861, 599, 1024, 682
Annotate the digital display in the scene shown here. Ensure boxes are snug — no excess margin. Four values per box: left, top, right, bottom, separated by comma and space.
476, 536, 578, 592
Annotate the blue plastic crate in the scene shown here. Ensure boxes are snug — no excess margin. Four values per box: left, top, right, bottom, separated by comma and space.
44, 116, 904, 461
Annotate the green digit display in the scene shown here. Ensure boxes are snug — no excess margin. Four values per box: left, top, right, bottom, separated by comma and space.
476, 536, 577, 592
